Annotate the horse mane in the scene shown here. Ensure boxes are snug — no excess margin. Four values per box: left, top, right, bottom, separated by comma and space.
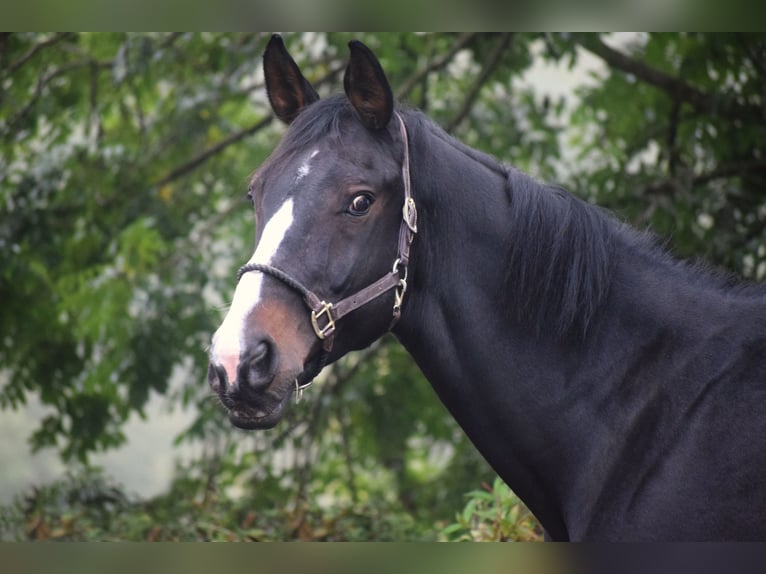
404, 110, 619, 340
261, 97, 764, 341
501, 170, 617, 339
488, 163, 766, 340
406, 109, 766, 340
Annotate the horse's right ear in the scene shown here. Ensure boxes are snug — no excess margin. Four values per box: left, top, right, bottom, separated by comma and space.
263, 34, 319, 124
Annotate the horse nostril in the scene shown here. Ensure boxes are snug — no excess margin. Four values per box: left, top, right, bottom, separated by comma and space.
252, 340, 269, 365
208, 363, 227, 393
241, 336, 278, 392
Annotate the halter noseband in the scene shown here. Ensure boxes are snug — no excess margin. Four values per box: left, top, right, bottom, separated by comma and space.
236, 112, 417, 400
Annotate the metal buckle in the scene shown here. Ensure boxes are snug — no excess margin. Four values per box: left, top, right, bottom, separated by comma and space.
403, 197, 418, 233
310, 301, 335, 340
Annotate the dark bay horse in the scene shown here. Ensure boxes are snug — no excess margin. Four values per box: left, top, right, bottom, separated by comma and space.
208, 35, 766, 541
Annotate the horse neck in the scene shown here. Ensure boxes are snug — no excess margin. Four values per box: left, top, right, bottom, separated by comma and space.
393, 124, 579, 538
392, 120, 755, 540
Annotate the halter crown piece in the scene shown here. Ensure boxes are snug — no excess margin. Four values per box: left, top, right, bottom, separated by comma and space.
237, 112, 417, 401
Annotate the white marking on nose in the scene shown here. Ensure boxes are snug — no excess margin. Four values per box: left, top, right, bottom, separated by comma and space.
211, 198, 295, 384
295, 149, 319, 182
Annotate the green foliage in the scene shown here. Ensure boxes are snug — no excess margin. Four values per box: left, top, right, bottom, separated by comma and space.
569, 33, 766, 275
1, 32, 262, 459
2, 33, 765, 540
0, 464, 429, 541
440, 477, 543, 542
1, 467, 131, 541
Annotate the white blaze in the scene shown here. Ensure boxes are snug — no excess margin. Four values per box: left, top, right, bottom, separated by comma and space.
296, 164, 310, 181
295, 149, 319, 182
211, 198, 295, 383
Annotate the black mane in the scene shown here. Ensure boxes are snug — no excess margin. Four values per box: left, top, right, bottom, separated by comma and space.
260, 96, 764, 341
499, 163, 766, 338
404, 109, 618, 339
502, 170, 617, 339
404, 109, 766, 340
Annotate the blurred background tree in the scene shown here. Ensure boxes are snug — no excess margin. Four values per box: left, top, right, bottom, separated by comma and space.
1, 32, 764, 540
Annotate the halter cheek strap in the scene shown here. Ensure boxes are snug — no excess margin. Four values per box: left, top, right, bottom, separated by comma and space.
237, 112, 417, 399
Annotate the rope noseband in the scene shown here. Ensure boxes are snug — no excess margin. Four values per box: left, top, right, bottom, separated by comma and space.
237, 112, 417, 400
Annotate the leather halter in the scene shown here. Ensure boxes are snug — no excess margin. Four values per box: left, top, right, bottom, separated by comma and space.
236, 112, 417, 399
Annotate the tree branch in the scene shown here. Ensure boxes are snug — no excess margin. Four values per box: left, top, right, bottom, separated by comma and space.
642, 158, 766, 196
338, 401, 358, 504
153, 116, 274, 187
736, 33, 766, 82
153, 60, 345, 188
7, 33, 75, 76
579, 35, 765, 123
395, 33, 478, 101
445, 33, 514, 133
5, 58, 113, 133
694, 159, 766, 186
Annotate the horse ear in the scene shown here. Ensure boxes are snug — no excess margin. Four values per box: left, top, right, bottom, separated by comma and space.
344, 40, 393, 131
263, 34, 320, 124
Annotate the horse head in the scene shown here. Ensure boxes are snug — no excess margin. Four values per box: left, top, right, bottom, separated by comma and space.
208, 35, 415, 429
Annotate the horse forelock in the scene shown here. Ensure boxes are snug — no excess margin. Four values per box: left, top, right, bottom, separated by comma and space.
254, 95, 404, 188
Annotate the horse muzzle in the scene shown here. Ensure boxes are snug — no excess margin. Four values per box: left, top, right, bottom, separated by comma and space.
207, 336, 285, 428
208, 288, 321, 429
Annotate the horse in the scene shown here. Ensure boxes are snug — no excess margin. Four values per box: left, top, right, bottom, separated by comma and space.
208, 35, 766, 541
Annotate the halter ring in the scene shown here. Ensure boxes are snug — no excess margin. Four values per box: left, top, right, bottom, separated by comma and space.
295, 378, 313, 403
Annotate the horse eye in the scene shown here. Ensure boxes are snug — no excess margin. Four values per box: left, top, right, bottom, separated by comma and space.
348, 193, 374, 216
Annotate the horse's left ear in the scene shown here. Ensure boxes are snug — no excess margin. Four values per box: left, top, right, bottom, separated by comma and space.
344, 40, 393, 131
